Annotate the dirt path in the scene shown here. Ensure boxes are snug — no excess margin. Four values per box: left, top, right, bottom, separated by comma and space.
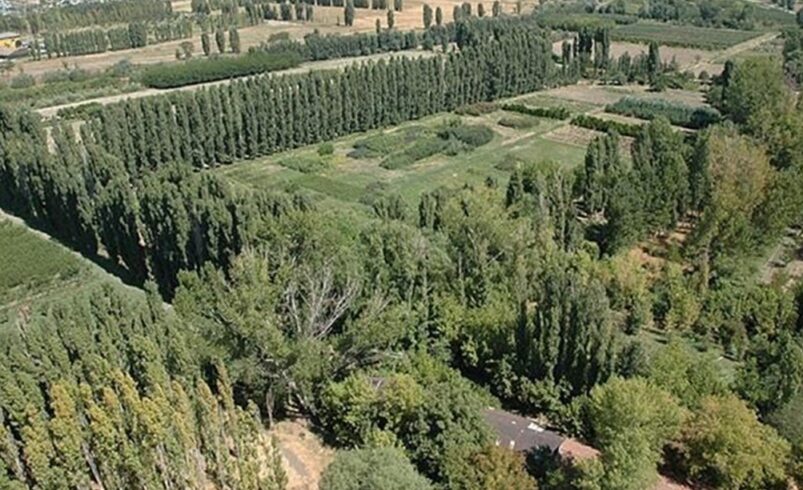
684, 31, 780, 74
37, 48, 435, 118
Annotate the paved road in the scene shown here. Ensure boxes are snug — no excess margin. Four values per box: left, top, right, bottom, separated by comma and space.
37, 49, 436, 119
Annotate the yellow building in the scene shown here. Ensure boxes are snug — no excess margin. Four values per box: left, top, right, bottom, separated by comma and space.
0, 32, 20, 49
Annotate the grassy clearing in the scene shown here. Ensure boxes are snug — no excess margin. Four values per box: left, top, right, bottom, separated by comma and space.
216, 103, 588, 215
611, 23, 761, 50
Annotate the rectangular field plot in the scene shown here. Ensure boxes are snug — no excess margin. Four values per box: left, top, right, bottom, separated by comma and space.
217, 111, 588, 213
0, 219, 91, 308
611, 23, 761, 50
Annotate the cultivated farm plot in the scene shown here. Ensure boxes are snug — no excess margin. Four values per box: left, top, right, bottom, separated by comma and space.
610, 23, 762, 50
0, 219, 91, 309
217, 81, 706, 213
538, 83, 706, 108
216, 106, 585, 213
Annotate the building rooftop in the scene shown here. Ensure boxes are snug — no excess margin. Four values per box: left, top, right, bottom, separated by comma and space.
482, 407, 566, 453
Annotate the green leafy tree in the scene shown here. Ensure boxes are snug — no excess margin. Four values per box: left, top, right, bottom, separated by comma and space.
229, 27, 241, 53
215, 28, 225, 53
423, 4, 433, 28
345, 0, 355, 26
320, 448, 433, 490
678, 395, 790, 489
201, 31, 210, 56
588, 377, 684, 490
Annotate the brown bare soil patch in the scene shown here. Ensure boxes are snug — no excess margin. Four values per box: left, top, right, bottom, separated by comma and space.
543, 123, 635, 153
269, 419, 334, 490
543, 124, 602, 148
609, 41, 711, 70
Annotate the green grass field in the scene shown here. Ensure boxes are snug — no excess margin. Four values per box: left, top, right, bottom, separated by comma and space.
611, 23, 761, 50
216, 109, 588, 215
0, 219, 125, 311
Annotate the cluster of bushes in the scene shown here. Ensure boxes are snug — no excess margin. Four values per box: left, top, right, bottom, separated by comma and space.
278, 154, 330, 173
139, 50, 302, 88
502, 103, 571, 120
497, 115, 537, 129
438, 122, 495, 152
454, 101, 498, 116
784, 28, 803, 85
56, 102, 104, 120
571, 114, 643, 137
380, 135, 446, 169
606, 97, 721, 129
535, 12, 637, 31
350, 126, 431, 159
378, 123, 494, 169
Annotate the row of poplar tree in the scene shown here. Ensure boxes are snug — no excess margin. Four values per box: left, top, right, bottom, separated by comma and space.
0, 0, 174, 35
87, 25, 558, 172
30, 19, 194, 59
0, 284, 288, 490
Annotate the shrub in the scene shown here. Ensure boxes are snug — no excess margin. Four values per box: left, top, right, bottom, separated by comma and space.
380, 136, 446, 169
57, 102, 104, 120
502, 103, 571, 120
438, 123, 495, 148
139, 50, 303, 88
606, 97, 721, 129
454, 101, 498, 116
278, 155, 328, 173
498, 115, 536, 129
571, 114, 643, 137
351, 126, 432, 159
9, 73, 35, 89
318, 142, 335, 156
320, 448, 432, 490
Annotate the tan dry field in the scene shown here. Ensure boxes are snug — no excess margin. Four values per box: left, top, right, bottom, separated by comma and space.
540, 82, 706, 107
8, 20, 344, 80
12, 0, 540, 81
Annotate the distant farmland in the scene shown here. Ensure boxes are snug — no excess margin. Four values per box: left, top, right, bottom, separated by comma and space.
611, 23, 761, 50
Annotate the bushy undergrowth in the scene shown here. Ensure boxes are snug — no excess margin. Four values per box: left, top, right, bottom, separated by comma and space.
455, 101, 499, 116
498, 115, 537, 129
571, 114, 643, 137
606, 97, 721, 129
378, 123, 494, 169
503, 103, 572, 120
278, 154, 329, 173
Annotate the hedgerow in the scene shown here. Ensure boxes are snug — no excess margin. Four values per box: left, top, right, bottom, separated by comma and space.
502, 103, 571, 120
606, 97, 721, 129
139, 50, 302, 88
571, 114, 642, 137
